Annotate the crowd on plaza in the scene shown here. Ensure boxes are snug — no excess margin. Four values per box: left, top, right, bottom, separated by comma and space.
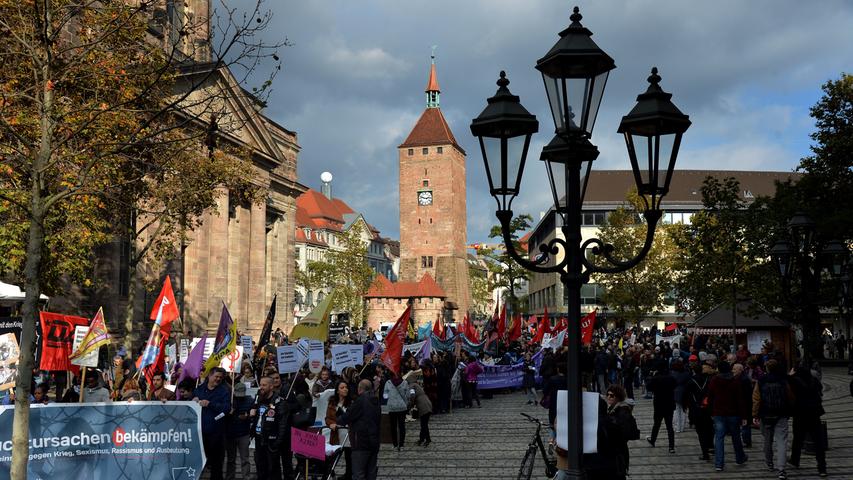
5, 317, 845, 480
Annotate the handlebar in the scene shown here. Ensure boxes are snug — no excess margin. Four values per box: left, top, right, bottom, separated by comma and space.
520, 412, 546, 425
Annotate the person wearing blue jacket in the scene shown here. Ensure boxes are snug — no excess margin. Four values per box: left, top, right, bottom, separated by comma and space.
194, 367, 232, 480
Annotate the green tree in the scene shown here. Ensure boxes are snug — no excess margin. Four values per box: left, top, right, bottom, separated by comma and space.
0, 1, 283, 476
484, 213, 533, 313
592, 191, 677, 325
468, 261, 491, 316
323, 224, 375, 328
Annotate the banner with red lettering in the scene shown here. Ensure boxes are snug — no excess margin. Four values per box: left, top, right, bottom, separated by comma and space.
38, 312, 89, 372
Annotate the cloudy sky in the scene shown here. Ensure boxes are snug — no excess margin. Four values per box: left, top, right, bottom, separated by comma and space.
246, 0, 853, 243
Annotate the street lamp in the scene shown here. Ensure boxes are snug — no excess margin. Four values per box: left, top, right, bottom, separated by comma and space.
769, 213, 849, 360
470, 6, 690, 478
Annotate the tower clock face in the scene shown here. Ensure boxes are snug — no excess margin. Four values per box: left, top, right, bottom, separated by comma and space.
418, 190, 433, 206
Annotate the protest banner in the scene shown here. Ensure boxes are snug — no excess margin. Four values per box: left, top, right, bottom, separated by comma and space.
401, 340, 426, 357
240, 336, 253, 357
219, 346, 244, 373
0, 317, 23, 343
307, 339, 324, 374
290, 427, 325, 460
0, 333, 20, 391
0, 401, 205, 479
475, 362, 525, 390
69, 326, 98, 368
277, 345, 301, 374
38, 312, 89, 372
330, 345, 363, 373
179, 338, 191, 363
189, 337, 215, 360
296, 338, 310, 364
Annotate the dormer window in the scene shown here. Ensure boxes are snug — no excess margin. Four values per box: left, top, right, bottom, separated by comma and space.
743, 190, 754, 199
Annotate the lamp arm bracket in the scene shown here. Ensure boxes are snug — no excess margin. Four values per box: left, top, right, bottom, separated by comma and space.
581, 209, 662, 275
496, 210, 566, 274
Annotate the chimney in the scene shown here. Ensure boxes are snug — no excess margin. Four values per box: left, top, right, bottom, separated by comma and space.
320, 171, 333, 199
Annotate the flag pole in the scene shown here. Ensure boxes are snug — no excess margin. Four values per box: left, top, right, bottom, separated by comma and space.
230, 371, 235, 406
80, 366, 87, 403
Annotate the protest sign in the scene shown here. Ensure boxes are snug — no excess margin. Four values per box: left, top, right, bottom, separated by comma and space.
219, 346, 244, 373
747, 330, 771, 353
277, 345, 301, 374
296, 338, 310, 364
555, 390, 599, 454
69, 326, 98, 368
0, 318, 22, 343
291, 427, 325, 460
330, 345, 363, 373
189, 337, 215, 360
240, 336, 253, 357
307, 339, 324, 374
475, 362, 525, 390
0, 333, 20, 391
0, 401, 205, 479
179, 338, 191, 363
38, 312, 88, 372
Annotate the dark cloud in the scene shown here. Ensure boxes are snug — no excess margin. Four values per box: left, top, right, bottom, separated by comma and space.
248, 0, 853, 242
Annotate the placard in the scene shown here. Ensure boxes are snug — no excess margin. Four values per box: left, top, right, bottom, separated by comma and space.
189, 337, 215, 360
402, 340, 426, 357
307, 340, 324, 374
330, 344, 363, 373
219, 346, 244, 373
179, 338, 191, 363
747, 330, 771, 353
0, 333, 20, 391
296, 338, 310, 364
240, 336, 253, 356
277, 345, 301, 374
555, 390, 599, 454
69, 326, 98, 368
291, 427, 325, 460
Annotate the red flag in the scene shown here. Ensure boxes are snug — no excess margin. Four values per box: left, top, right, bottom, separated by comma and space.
138, 276, 180, 371
531, 315, 546, 344
463, 313, 479, 343
381, 305, 411, 375
581, 310, 596, 346
664, 323, 678, 332
507, 312, 522, 342
432, 313, 445, 340
496, 304, 507, 340
38, 312, 89, 373
541, 306, 552, 335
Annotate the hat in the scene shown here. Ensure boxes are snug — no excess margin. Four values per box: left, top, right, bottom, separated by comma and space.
233, 382, 247, 398
689, 355, 698, 362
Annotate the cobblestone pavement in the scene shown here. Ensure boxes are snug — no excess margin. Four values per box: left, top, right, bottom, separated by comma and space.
206, 367, 852, 479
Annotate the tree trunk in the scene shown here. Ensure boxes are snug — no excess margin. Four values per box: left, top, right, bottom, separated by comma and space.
123, 261, 138, 351
11, 195, 45, 480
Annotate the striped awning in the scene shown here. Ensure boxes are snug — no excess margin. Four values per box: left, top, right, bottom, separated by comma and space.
693, 327, 747, 335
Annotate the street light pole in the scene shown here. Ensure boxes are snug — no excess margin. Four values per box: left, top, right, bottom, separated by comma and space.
471, 7, 690, 477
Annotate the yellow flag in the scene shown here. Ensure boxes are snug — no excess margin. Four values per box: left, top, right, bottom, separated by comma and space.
618, 337, 623, 351
290, 290, 336, 341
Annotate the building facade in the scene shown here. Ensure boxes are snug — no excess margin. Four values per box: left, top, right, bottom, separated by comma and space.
364, 273, 446, 330
397, 57, 470, 321
526, 170, 798, 327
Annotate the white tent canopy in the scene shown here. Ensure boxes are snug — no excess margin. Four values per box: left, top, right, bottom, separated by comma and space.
0, 281, 49, 301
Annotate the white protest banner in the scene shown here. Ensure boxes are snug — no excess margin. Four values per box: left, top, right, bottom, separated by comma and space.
220, 346, 244, 373
277, 345, 301, 374
556, 390, 599, 454
655, 334, 683, 349
241, 336, 253, 357
308, 339, 324, 374
296, 338, 310, 365
402, 340, 426, 357
69, 326, 98, 368
330, 344, 363, 373
190, 337, 216, 360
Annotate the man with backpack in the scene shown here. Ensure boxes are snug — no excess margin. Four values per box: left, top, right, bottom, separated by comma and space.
752, 359, 794, 480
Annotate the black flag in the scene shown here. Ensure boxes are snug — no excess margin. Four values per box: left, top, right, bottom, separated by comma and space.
253, 293, 277, 368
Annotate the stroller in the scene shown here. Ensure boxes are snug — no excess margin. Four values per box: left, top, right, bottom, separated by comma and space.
293, 426, 349, 480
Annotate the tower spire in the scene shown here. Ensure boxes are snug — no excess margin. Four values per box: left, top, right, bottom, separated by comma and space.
425, 46, 440, 108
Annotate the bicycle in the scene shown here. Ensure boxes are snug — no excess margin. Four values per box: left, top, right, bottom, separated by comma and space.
518, 412, 557, 480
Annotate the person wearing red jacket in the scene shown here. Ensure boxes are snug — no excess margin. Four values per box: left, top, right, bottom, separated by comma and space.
707, 360, 749, 472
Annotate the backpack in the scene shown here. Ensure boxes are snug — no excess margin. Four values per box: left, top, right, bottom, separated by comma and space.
760, 379, 788, 419
690, 377, 709, 409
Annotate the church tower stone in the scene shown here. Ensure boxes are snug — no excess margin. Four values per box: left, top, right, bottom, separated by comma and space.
398, 54, 470, 321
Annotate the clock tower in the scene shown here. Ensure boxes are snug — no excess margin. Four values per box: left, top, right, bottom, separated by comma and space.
398, 54, 470, 322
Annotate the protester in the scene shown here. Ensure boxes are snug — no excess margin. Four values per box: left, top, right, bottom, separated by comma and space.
33, 383, 50, 404
732, 363, 753, 448
238, 363, 257, 388
412, 379, 433, 447
250, 376, 286, 479
382, 373, 410, 451
645, 367, 676, 453
312, 366, 333, 400
327, 380, 353, 480
707, 360, 748, 472
82, 369, 111, 403
600, 384, 638, 480
343, 379, 381, 480
225, 382, 252, 480
120, 377, 143, 401
463, 354, 483, 408
193, 367, 232, 480
788, 365, 828, 477
150, 371, 176, 401
752, 359, 794, 480
687, 361, 715, 461
522, 352, 537, 405
177, 379, 196, 400
670, 359, 690, 433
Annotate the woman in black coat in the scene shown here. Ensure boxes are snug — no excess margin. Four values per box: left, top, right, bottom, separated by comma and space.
644, 367, 677, 452
586, 384, 637, 480
522, 352, 537, 405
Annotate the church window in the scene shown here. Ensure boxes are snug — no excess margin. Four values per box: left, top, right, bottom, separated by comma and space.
422, 147, 428, 155
418, 218, 421, 225
429, 218, 432, 224
437, 147, 443, 154
408, 148, 414, 156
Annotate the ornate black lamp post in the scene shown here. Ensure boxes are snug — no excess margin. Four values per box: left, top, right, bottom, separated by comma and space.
770, 213, 849, 360
470, 6, 690, 478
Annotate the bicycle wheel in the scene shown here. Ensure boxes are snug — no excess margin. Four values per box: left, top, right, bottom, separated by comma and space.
517, 445, 536, 480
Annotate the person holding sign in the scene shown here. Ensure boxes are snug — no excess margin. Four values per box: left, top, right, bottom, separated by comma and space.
326, 381, 353, 480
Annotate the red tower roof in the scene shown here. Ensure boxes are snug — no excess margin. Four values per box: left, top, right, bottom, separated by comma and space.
398, 108, 463, 152
425, 63, 440, 93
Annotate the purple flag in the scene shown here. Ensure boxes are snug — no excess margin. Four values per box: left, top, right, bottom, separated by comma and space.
175, 334, 207, 399
416, 336, 431, 365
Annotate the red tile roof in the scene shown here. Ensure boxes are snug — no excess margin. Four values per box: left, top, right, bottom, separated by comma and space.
399, 108, 463, 153
365, 272, 446, 298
